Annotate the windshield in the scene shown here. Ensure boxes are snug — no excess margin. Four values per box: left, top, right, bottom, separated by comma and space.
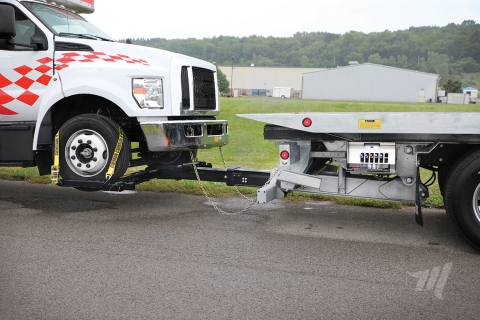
22, 2, 113, 41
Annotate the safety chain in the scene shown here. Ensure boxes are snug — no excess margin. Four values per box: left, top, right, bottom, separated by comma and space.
189, 147, 278, 215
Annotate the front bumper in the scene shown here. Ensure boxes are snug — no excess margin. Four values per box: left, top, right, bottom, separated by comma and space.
140, 120, 228, 151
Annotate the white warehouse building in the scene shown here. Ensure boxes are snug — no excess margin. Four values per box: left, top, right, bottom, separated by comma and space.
218, 66, 324, 96
302, 63, 440, 103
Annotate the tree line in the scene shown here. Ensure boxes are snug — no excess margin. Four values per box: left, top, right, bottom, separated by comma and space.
123, 20, 480, 85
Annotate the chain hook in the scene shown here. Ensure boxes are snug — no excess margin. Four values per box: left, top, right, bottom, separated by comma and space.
189, 147, 277, 215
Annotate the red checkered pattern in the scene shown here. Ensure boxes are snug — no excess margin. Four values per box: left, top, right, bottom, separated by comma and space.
0, 52, 149, 115
55, 52, 150, 70
0, 57, 53, 115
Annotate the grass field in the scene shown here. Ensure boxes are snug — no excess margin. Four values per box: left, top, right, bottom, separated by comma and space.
2, 97, 479, 208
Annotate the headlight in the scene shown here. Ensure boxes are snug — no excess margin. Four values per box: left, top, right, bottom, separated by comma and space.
132, 78, 164, 109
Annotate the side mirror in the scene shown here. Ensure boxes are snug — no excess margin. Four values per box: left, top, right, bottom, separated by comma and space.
0, 5, 16, 39
31, 34, 48, 51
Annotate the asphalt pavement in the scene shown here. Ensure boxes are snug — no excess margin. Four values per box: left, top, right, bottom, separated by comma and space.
1, 179, 479, 319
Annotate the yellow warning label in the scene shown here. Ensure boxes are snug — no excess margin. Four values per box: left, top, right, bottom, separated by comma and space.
358, 119, 382, 129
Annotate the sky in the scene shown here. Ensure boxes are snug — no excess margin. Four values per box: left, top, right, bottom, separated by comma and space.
84, 0, 480, 40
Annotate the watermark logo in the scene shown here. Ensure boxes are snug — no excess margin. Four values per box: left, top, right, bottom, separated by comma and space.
407, 262, 453, 300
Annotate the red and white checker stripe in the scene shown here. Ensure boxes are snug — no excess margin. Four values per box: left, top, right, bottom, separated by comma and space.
55, 52, 150, 70
0, 52, 149, 116
0, 57, 53, 115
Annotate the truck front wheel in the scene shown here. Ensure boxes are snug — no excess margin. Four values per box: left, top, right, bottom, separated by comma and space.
58, 114, 130, 181
444, 150, 480, 250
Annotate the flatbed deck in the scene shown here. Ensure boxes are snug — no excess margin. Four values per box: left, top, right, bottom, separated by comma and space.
238, 112, 480, 135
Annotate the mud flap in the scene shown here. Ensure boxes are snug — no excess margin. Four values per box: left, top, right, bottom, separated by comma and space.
415, 169, 424, 226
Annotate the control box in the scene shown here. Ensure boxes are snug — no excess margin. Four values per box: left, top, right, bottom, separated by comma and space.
347, 142, 396, 173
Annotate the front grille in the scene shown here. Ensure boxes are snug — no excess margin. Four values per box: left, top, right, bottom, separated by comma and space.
192, 67, 216, 110
181, 66, 190, 109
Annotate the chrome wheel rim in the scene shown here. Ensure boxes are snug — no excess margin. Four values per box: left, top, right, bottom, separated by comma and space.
472, 183, 480, 224
65, 129, 109, 178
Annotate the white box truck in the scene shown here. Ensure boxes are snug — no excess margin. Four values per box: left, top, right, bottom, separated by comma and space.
272, 87, 293, 98
461, 88, 478, 104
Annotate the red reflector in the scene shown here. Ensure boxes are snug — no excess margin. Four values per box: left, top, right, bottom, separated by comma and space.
280, 150, 290, 160
302, 117, 312, 127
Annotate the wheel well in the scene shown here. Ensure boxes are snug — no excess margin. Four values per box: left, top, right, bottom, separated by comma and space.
419, 144, 480, 170
419, 144, 480, 197
38, 94, 143, 148
49, 94, 129, 134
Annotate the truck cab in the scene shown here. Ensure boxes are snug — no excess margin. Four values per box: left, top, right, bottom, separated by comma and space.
0, 0, 228, 181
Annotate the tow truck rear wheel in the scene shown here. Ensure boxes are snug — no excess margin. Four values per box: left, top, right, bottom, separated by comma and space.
58, 114, 130, 181
444, 149, 480, 250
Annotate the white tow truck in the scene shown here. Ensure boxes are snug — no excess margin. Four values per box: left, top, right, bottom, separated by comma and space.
0, 0, 228, 182
2, 0, 480, 251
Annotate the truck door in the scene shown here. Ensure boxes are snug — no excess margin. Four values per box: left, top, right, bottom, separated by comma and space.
0, 3, 53, 122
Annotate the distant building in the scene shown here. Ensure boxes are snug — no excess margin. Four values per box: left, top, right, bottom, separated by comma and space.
218, 66, 324, 96
302, 63, 440, 103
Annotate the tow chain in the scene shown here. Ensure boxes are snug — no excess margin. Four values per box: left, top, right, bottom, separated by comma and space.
189, 147, 278, 215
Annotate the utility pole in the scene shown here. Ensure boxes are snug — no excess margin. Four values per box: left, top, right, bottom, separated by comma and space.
231, 56, 235, 97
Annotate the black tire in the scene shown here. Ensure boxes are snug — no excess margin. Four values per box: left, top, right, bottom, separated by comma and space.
444, 149, 480, 250
58, 114, 130, 181
438, 164, 451, 197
